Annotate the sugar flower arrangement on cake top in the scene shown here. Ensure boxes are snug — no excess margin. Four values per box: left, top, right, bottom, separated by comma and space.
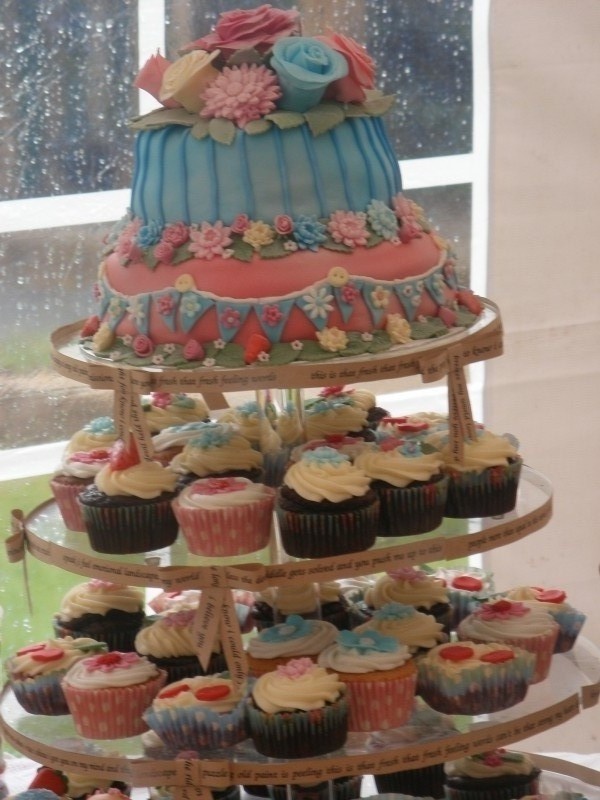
81, 4, 485, 370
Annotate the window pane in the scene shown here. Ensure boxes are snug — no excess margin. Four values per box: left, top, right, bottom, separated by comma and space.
166, 0, 473, 159
1, 0, 138, 200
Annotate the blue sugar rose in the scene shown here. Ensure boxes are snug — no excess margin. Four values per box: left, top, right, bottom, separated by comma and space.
270, 36, 348, 113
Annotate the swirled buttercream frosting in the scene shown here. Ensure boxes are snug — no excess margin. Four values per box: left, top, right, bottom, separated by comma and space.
354, 602, 446, 651
177, 476, 273, 509
65, 416, 118, 454
354, 441, 444, 487
252, 657, 345, 713
141, 392, 209, 432
318, 629, 412, 673
151, 674, 245, 712
170, 423, 263, 476
459, 599, 557, 639
445, 750, 536, 779
56, 580, 144, 620
303, 396, 368, 439
365, 568, 449, 610
63, 651, 160, 689
282, 447, 371, 503
247, 615, 338, 659
134, 610, 197, 658
8, 637, 107, 678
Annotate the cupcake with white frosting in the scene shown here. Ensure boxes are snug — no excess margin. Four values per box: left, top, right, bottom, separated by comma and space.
246, 614, 338, 676
318, 628, 417, 731
62, 650, 166, 738
503, 585, 586, 653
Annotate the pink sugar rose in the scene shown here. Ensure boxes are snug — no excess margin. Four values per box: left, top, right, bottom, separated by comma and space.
134, 52, 181, 108
276, 657, 315, 679
162, 221, 190, 247
132, 334, 154, 357
274, 214, 294, 235
183, 338, 205, 361
316, 31, 375, 104
187, 4, 301, 55
151, 392, 173, 408
388, 567, 427, 582
154, 240, 175, 264
231, 213, 250, 234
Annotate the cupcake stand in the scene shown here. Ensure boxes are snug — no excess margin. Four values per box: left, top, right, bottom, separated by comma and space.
3, 301, 600, 799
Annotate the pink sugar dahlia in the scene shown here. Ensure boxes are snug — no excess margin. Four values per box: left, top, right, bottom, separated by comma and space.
328, 210, 370, 247
189, 221, 233, 260
200, 63, 281, 128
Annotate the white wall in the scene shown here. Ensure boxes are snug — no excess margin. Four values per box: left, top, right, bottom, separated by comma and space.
484, 0, 600, 753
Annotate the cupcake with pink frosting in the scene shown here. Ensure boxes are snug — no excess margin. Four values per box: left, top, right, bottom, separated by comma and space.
173, 475, 275, 556
62, 651, 167, 738
457, 598, 559, 682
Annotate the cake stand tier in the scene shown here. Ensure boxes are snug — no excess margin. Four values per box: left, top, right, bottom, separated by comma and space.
12, 466, 551, 590
50, 300, 502, 393
1, 639, 598, 788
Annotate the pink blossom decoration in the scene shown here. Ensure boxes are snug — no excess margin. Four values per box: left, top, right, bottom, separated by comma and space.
220, 307, 241, 329
261, 304, 284, 327
392, 194, 424, 243
84, 651, 140, 673
154, 240, 175, 264
89, 579, 121, 590
477, 599, 530, 621
162, 221, 190, 247
183, 339, 205, 361
192, 477, 247, 495
150, 392, 173, 408
162, 609, 196, 628
189, 221, 233, 260
274, 214, 294, 235
231, 213, 251, 235
276, 657, 315, 679
157, 295, 175, 316
341, 282, 360, 304
200, 63, 282, 128
133, 334, 154, 357
328, 210, 370, 248
186, 5, 301, 55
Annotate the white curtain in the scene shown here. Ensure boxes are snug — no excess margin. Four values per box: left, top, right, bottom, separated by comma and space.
485, 0, 600, 752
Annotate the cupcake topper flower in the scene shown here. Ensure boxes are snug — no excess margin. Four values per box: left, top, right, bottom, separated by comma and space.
84, 651, 140, 672
318, 385, 350, 398
84, 416, 116, 434
260, 615, 314, 643
373, 602, 417, 621
270, 36, 348, 113
88, 579, 122, 591
162, 609, 196, 628
276, 657, 315, 679
477, 599, 530, 620
192, 477, 248, 495
189, 422, 234, 449
302, 446, 349, 466
337, 629, 398, 655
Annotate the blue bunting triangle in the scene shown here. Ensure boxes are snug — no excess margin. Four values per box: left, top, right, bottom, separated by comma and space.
127, 294, 152, 334
215, 300, 252, 342
253, 297, 297, 343
104, 295, 129, 330
332, 278, 364, 323
97, 278, 113, 319
423, 268, 447, 305
178, 291, 212, 333
443, 258, 459, 290
295, 285, 336, 332
153, 289, 180, 332
393, 278, 424, 322
361, 280, 392, 326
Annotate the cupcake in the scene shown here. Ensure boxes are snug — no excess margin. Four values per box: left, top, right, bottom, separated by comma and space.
363, 567, 453, 633
276, 446, 379, 559
429, 565, 495, 628
141, 392, 210, 433
251, 581, 351, 631
289, 435, 370, 465
78, 438, 179, 554
62, 650, 167, 738
428, 425, 523, 518
318, 628, 417, 732
134, 609, 226, 683
353, 439, 448, 536
503, 586, 586, 653
245, 657, 348, 758
53, 580, 146, 652
218, 400, 265, 449
457, 598, 559, 683
173, 476, 275, 557
416, 641, 536, 715
443, 749, 541, 800
246, 614, 338, 676
143, 673, 248, 751
344, 386, 390, 429
6, 637, 107, 715
64, 416, 118, 455
50, 448, 111, 532
268, 776, 362, 800
303, 388, 375, 441
151, 421, 218, 466
374, 764, 446, 799
170, 422, 264, 485
353, 602, 447, 654
149, 589, 255, 634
